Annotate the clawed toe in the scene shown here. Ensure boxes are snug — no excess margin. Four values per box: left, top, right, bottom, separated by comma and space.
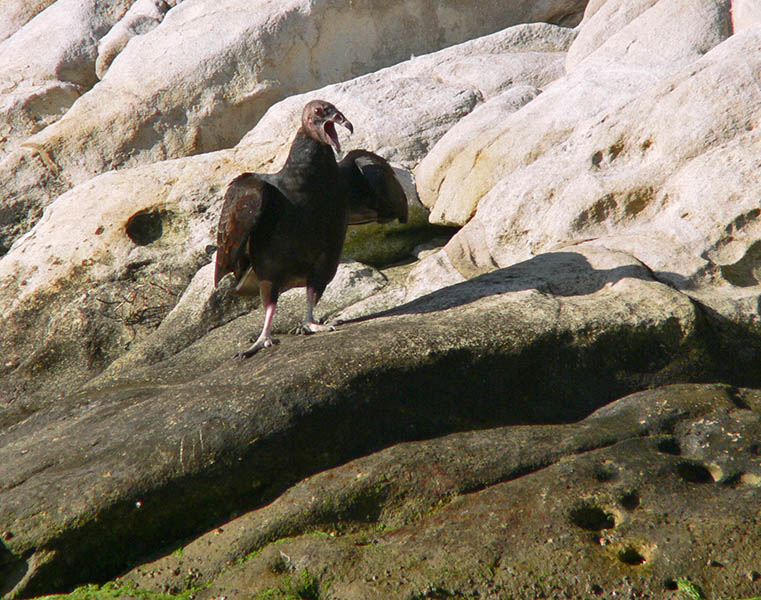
235, 336, 280, 359
292, 320, 337, 335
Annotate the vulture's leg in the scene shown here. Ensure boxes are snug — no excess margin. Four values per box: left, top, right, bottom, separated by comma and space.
296, 285, 336, 334
237, 281, 280, 358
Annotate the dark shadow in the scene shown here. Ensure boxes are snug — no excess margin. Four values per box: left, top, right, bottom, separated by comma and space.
720, 239, 761, 287
345, 251, 688, 322
0, 541, 28, 598
689, 300, 761, 389
125, 209, 166, 246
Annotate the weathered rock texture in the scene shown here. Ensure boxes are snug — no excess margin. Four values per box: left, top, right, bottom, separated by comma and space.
417, 0, 734, 229
95, 0, 183, 80
0, 0, 134, 157
121, 384, 761, 600
3, 1, 761, 599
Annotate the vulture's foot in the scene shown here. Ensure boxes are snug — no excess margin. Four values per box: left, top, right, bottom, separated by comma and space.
235, 335, 280, 359
292, 320, 337, 335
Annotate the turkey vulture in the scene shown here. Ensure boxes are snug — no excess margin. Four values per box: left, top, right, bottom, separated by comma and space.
214, 99, 408, 358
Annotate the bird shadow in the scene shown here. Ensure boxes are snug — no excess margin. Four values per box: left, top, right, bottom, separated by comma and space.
344, 251, 689, 322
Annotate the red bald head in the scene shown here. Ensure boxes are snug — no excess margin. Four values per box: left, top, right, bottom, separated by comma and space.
301, 100, 353, 153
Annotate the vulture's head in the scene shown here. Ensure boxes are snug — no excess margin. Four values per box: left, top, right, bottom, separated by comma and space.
302, 99, 353, 153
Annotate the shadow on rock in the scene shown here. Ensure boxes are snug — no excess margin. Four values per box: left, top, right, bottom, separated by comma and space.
0, 541, 27, 598
351, 251, 684, 321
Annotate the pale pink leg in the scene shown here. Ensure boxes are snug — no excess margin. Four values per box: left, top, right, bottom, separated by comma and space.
297, 286, 335, 334
237, 282, 280, 358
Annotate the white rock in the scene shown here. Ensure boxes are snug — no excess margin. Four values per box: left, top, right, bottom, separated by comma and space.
320, 261, 389, 309
95, 0, 181, 80
235, 23, 577, 171
574, 0, 610, 22
0, 0, 132, 155
0, 0, 586, 252
0, 150, 229, 318
0, 0, 56, 42
570, 0, 731, 78
565, 0, 660, 71
416, 85, 542, 225
732, 0, 761, 31
419, 23, 761, 337
405, 248, 467, 302
421, 0, 732, 245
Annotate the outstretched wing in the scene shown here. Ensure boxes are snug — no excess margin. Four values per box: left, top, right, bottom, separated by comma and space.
214, 173, 271, 287
339, 150, 408, 225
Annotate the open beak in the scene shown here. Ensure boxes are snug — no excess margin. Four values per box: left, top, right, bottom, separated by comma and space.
323, 110, 353, 153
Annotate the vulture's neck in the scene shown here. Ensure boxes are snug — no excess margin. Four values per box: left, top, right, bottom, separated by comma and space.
279, 129, 338, 194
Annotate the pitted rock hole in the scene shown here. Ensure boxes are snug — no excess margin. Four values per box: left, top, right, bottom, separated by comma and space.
619, 490, 640, 511
570, 503, 615, 531
722, 472, 744, 488
676, 461, 714, 484
608, 140, 624, 161
126, 209, 165, 245
657, 437, 681, 455
593, 464, 618, 483
618, 546, 646, 566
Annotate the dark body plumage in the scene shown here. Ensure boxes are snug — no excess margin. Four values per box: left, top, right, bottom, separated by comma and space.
214, 100, 407, 357
217, 130, 347, 296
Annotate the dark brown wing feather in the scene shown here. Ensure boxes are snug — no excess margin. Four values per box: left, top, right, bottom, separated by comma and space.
339, 150, 408, 225
214, 173, 270, 287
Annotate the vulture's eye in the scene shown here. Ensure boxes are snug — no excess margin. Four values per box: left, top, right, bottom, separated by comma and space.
313, 106, 322, 116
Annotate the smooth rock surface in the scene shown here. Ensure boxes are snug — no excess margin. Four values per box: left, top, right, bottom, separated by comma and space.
0, 0, 56, 42
95, 0, 181, 80
415, 84, 541, 224
732, 0, 761, 31
565, 0, 660, 71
